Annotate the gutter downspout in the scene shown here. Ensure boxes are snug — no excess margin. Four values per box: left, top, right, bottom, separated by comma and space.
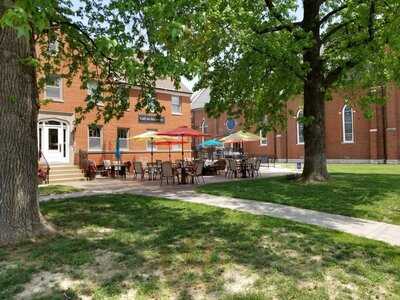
381, 85, 388, 164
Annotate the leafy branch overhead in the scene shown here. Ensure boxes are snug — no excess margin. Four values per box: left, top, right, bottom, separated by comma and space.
141, 0, 399, 131
0, 0, 189, 124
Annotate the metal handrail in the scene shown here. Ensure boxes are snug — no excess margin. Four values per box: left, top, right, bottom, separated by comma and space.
38, 150, 50, 184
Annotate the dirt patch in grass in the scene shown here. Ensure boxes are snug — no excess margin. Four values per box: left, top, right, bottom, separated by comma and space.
16, 249, 123, 299
15, 271, 78, 299
223, 264, 259, 294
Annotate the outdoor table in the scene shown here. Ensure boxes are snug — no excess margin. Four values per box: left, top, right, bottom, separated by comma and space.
111, 163, 127, 179
173, 163, 194, 184
237, 160, 254, 178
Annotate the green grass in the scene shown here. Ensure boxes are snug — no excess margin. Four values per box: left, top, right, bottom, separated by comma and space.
198, 164, 400, 225
39, 185, 83, 196
1, 194, 400, 299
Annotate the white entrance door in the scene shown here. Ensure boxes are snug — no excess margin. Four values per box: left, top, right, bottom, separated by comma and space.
39, 120, 69, 164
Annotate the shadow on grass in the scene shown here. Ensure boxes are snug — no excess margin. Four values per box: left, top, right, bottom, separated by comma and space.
197, 172, 400, 224
1, 194, 400, 299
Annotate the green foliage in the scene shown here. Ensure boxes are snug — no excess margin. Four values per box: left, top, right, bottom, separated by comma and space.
140, 0, 400, 130
0, 0, 188, 123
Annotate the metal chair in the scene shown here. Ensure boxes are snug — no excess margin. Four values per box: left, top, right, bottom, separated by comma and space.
254, 159, 261, 177
160, 161, 175, 185
134, 161, 145, 180
188, 160, 205, 184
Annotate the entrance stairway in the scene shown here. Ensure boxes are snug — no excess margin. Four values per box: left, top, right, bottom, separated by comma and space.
48, 164, 86, 184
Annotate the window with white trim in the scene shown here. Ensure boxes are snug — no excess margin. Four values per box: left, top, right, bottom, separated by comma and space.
45, 75, 62, 100
171, 95, 181, 114
88, 126, 102, 150
342, 105, 354, 143
259, 130, 268, 146
117, 128, 129, 150
296, 109, 304, 145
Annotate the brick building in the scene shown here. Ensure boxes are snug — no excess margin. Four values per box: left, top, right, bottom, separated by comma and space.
38, 77, 192, 165
191, 86, 400, 163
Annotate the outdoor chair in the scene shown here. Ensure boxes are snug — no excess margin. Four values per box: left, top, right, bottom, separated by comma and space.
213, 159, 226, 175
102, 160, 112, 176
245, 158, 255, 178
254, 159, 261, 177
188, 160, 205, 184
160, 161, 176, 185
225, 159, 238, 178
134, 161, 145, 180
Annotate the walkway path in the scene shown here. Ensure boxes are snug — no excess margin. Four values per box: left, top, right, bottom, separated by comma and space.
40, 170, 400, 247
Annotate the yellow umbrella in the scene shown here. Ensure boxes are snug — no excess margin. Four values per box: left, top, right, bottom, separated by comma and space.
220, 130, 260, 143
130, 131, 177, 163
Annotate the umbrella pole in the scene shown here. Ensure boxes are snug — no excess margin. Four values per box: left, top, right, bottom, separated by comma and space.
151, 137, 154, 164
181, 136, 184, 161
169, 144, 171, 161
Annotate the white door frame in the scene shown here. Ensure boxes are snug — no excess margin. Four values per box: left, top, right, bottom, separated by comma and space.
38, 119, 70, 164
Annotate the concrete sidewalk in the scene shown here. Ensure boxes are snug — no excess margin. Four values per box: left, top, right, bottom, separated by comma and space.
40, 169, 400, 247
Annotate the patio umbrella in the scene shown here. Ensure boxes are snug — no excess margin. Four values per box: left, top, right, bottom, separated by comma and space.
220, 130, 260, 155
220, 130, 260, 143
157, 126, 209, 160
154, 140, 189, 161
130, 131, 176, 163
199, 139, 223, 161
115, 138, 121, 161
200, 139, 223, 148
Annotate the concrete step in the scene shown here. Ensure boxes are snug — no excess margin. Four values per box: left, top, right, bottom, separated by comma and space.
47, 164, 85, 183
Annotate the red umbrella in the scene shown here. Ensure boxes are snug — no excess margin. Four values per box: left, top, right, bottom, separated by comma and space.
157, 126, 209, 160
154, 140, 189, 161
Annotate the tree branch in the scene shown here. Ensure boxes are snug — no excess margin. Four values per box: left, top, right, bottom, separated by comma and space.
253, 21, 302, 34
319, 4, 348, 25
253, 0, 303, 34
321, 19, 353, 43
324, 60, 359, 87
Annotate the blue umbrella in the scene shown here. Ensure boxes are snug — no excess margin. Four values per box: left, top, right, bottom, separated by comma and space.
200, 139, 223, 148
199, 139, 223, 161
115, 138, 121, 161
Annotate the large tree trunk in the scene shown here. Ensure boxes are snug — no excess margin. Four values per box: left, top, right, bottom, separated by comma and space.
300, 0, 329, 182
0, 4, 54, 245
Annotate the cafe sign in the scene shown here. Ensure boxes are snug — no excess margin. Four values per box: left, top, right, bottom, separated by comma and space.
138, 114, 165, 123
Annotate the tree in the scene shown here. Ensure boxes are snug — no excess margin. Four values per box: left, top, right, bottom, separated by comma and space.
142, 0, 400, 181
0, 0, 185, 245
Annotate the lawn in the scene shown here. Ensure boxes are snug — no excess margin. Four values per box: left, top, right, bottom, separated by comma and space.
1, 194, 400, 299
39, 185, 83, 196
198, 164, 400, 225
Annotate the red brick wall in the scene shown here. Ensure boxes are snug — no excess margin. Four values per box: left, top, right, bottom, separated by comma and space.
192, 87, 400, 162
40, 76, 192, 164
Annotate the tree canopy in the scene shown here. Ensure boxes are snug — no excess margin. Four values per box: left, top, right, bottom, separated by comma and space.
139, 0, 400, 131
1, 0, 191, 123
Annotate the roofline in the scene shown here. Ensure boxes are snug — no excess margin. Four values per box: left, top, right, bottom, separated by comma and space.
190, 88, 208, 104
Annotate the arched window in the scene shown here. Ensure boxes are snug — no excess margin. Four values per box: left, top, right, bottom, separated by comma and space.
296, 110, 304, 145
342, 105, 354, 143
